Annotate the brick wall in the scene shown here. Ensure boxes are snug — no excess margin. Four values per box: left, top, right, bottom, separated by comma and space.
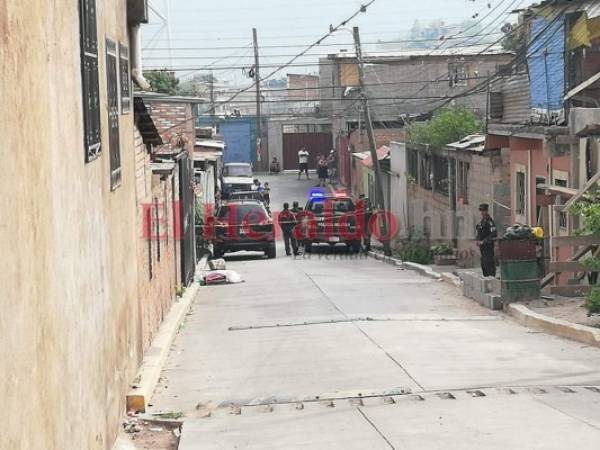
134, 127, 178, 350
146, 100, 195, 154
349, 128, 405, 152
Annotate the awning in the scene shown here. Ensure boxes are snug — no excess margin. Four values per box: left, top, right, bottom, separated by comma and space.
193, 150, 223, 162
195, 139, 226, 150
150, 161, 176, 175
134, 97, 163, 146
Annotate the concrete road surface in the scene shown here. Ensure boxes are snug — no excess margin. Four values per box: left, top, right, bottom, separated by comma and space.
150, 174, 600, 449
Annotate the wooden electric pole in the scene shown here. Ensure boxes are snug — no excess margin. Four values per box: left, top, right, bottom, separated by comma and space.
252, 28, 262, 164
353, 26, 392, 256
209, 70, 216, 129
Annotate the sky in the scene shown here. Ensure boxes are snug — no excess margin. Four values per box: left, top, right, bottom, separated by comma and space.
142, 0, 536, 85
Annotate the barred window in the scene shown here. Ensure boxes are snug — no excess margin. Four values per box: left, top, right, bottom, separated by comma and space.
79, 0, 102, 162
119, 44, 131, 114
407, 149, 419, 179
106, 40, 122, 189
448, 62, 468, 87
457, 161, 470, 205
419, 153, 432, 190
432, 154, 449, 195
516, 171, 526, 215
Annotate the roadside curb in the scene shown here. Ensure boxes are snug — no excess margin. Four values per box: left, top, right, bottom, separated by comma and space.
126, 255, 209, 413
367, 250, 446, 282
506, 303, 600, 348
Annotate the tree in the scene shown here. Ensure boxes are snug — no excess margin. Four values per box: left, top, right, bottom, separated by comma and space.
570, 189, 600, 315
177, 74, 214, 97
144, 70, 180, 95
406, 105, 483, 149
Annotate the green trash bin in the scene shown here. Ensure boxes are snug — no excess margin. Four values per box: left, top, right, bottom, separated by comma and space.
500, 259, 540, 302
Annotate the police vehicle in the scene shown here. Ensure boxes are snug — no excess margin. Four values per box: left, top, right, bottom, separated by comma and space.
302, 191, 364, 253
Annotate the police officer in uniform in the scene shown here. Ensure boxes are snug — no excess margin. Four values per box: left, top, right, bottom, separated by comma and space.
476, 204, 497, 277
278, 203, 299, 256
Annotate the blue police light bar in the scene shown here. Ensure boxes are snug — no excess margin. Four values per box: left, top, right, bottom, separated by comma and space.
309, 188, 327, 199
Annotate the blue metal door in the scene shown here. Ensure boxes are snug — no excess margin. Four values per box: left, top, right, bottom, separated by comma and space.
220, 119, 256, 164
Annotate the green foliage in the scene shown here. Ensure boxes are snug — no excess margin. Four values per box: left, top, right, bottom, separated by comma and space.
570, 187, 600, 314
144, 70, 180, 95
406, 105, 483, 149
570, 195, 600, 235
397, 227, 433, 264
501, 22, 527, 60
586, 287, 600, 315
178, 74, 217, 98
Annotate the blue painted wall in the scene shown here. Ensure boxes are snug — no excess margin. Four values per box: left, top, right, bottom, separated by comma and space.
198, 117, 256, 164
527, 16, 565, 113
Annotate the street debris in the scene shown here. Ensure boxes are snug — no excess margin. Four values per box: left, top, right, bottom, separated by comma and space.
208, 258, 227, 270
202, 270, 244, 285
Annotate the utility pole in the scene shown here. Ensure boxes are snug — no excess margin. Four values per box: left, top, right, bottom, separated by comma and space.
252, 28, 262, 164
353, 26, 392, 256
209, 70, 216, 129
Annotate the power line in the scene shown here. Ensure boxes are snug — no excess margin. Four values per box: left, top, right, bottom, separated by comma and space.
154, 0, 380, 135
144, 50, 513, 71
143, 32, 504, 52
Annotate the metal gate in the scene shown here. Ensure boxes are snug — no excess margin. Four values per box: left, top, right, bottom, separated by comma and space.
282, 124, 333, 170
178, 153, 196, 286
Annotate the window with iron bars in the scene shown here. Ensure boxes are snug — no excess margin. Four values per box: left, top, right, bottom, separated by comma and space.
432, 154, 449, 195
516, 171, 526, 215
119, 43, 131, 114
407, 149, 419, 181
79, 0, 102, 162
106, 40, 122, 190
419, 153, 432, 190
448, 62, 468, 87
457, 160, 470, 205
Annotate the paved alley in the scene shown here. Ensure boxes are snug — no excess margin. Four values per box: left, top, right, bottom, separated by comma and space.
147, 175, 600, 449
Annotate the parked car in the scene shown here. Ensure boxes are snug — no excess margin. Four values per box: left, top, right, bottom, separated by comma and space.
226, 190, 265, 203
221, 163, 254, 199
212, 200, 276, 259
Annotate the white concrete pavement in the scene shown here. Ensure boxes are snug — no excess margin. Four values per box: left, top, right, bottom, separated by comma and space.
150, 174, 600, 449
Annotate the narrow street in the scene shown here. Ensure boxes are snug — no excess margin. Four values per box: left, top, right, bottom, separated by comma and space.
151, 175, 600, 449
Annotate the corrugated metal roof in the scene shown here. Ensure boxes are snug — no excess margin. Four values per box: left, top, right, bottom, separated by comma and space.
490, 74, 531, 124
361, 146, 391, 168
447, 134, 486, 152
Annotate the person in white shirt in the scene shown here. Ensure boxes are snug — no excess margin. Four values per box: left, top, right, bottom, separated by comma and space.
297, 147, 310, 180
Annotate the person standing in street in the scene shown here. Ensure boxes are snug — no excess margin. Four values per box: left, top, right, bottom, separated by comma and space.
278, 203, 299, 256
317, 157, 329, 187
298, 147, 310, 180
262, 182, 271, 205
476, 203, 497, 277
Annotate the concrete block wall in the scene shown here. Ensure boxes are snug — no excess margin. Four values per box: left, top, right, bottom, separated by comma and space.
459, 271, 503, 311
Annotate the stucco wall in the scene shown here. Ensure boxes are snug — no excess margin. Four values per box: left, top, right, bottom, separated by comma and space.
0, 1, 145, 449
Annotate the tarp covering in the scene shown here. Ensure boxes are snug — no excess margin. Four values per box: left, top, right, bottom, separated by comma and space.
527, 15, 565, 116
